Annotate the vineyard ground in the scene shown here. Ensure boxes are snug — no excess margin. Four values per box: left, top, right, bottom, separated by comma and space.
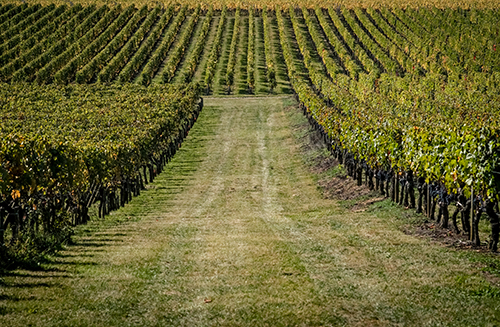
1, 97, 500, 326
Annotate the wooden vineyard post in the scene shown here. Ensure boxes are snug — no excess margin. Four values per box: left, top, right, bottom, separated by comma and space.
395, 175, 399, 205
0, 208, 4, 246
470, 186, 474, 241
427, 184, 430, 218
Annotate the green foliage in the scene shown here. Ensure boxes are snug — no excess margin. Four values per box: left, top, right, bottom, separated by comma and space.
0, 82, 200, 189
262, 7, 277, 91
0, 4, 42, 44
137, 6, 187, 86
225, 7, 240, 90
54, 5, 136, 85
0, 82, 202, 258
35, 5, 116, 84
315, 7, 364, 79
328, 7, 380, 76
75, 5, 149, 84
0, 4, 22, 27
203, 6, 227, 90
302, 8, 344, 78
277, 5, 500, 199
6, 5, 92, 83
0, 221, 73, 270
179, 6, 214, 83
0, 4, 63, 57
0, 4, 498, 226
0, 5, 82, 80
162, 6, 202, 83
246, 7, 255, 92
112, 6, 173, 83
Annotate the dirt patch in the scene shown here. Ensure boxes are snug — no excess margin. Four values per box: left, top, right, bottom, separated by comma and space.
319, 175, 371, 200
291, 112, 383, 210
317, 175, 385, 212
408, 222, 497, 253
408, 223, 475, 247
483, 271, 500, 288
312, 156, 337, 174
408, 223, 500, 284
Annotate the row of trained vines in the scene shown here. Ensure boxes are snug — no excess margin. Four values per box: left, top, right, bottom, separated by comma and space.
0, 5, 498, 91
276, 7, 500, 252
0, 5, 500, 87
0, 83, 202, 263
0, 4, 296, 95
1, 3, 500, 255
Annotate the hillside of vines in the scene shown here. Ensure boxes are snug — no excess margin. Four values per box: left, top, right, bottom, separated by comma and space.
1, 0, 500, 10
0, 2, 499, 261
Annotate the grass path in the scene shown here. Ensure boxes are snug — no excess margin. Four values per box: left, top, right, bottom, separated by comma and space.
1, 97, 499, 326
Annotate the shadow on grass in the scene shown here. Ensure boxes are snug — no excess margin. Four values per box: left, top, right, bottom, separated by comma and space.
1, 281, 54, 289
280, 85, 294, 94
0, 271, 72, 279
49, 261, 98, 267
0, 294, 19, 301
0, 236, 106, 274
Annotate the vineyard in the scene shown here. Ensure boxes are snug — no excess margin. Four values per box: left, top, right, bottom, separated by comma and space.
2, 2, 500, 324
1, 2, 500, 261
